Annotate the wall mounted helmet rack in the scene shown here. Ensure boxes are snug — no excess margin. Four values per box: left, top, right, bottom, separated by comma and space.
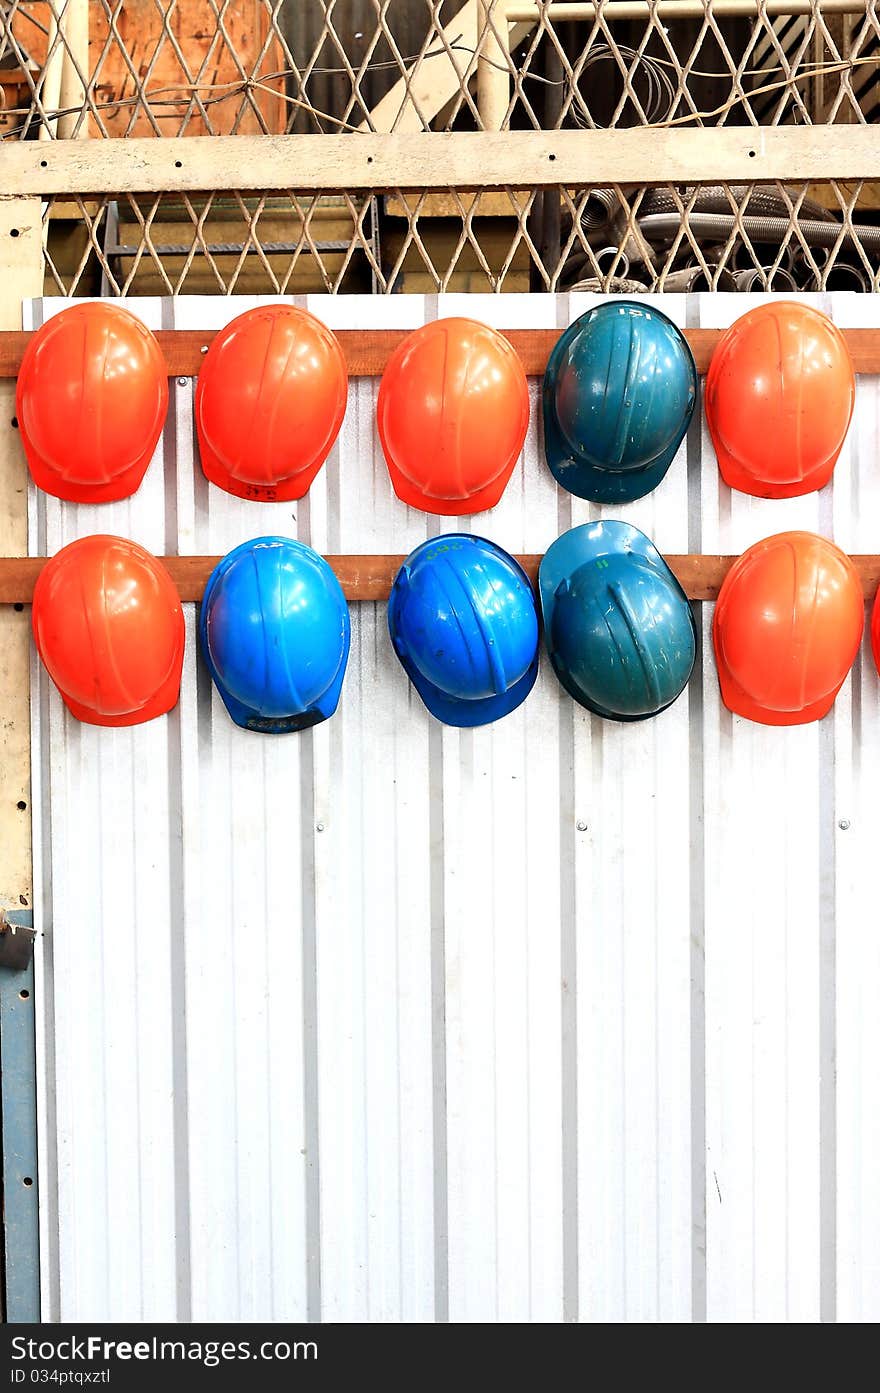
2, 324, 880, 604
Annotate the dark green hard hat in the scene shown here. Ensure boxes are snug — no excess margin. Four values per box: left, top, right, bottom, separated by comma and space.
542, 301, 697, 504
539, 520, 697, 722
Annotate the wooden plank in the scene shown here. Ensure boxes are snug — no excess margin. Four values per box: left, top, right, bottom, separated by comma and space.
4, 553, 880, 605
4, 126, 880, 196
4, 326, 880, 376
0, 199, 42, 913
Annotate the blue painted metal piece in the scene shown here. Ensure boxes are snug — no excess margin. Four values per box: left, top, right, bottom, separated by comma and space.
539, 520, 697, 722
1, 909, 40, 1322
542, 301, 697, 503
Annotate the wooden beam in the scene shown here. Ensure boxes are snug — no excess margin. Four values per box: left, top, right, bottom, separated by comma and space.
3, 327, 880, 377
4, 126, 880, 196
0, 199, 42, 914
360, 1, 536, 134
57, 0, 89, 142
4, 554, 880, 604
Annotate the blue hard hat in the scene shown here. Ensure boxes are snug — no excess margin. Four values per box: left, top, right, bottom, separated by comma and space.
199, 536, 350, 733
388, 534, 539, 727
539, 521, 696, 721
543, 301, 697, 503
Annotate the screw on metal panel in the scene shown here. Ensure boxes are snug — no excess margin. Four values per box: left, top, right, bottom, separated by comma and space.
576, 820, 588, 832
178, 377, 189, 386
838, 819, 851, 830
316, 822, 325, 832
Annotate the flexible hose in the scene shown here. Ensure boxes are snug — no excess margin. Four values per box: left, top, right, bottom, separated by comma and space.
594, 246, 631, 278
732, 267, 797, 291
581, 188, 619, 232
638, 211, 880, 252
822, 262, 871, 291
638, 185, 832, 222
565, 276, 652, 294
658, 264, 737, 291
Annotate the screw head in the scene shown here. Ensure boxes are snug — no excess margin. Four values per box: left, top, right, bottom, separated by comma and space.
316, 822, 325, 833
576, 820, 588, 832
177, 376, 189, 386
838, 818, 851, 831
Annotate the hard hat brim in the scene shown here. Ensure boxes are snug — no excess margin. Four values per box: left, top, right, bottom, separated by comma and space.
546, 654, 689, 722
712, 608, 845, 726
542, 402, 682, 503
395, 647, 539, 728
55, 666, 183, 728
195, 426, 325, 503
711, 439, 836, 500
20, 422, 159, 504
384, 461, 515, 516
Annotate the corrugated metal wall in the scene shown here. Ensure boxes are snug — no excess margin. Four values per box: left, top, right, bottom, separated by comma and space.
27, 292, 880, 1324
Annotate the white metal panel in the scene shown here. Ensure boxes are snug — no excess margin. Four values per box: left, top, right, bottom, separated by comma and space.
699, 293, 829, 1324
28, 293, 880, 1324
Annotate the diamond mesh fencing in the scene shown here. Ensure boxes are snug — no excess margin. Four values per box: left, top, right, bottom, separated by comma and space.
2, 2, 879, 294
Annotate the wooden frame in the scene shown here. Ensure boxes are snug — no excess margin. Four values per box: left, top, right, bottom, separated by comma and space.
3, 554, 880, 604
4, 327, 880, 377
5, 126, 880, 195
0, 200, 42, 915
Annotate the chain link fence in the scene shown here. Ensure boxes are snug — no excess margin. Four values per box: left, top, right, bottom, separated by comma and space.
2, 2, 879, 293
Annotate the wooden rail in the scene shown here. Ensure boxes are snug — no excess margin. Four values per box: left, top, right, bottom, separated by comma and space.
3, 327, 880, 377
4, 554, 880, 604
4, 127, 880, 196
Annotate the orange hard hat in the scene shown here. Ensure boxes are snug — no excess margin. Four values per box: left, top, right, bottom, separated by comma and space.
32, 535, 185, 728
195, 304, 347, 502
377, 317, 529, 515
16, 302, 168, 503
871, 586, 880, 678
713, 531, 863, 726
706, 302, 854, 499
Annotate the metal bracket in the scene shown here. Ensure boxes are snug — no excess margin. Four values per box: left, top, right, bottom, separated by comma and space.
0, 909, 36, 971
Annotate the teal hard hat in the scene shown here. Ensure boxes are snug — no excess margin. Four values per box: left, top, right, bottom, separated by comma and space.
542, 301, 697, 503
539, 520, 697, 721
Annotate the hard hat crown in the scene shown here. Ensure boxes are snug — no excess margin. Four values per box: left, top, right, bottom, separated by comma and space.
706, 302, 854, 498
195, 306, 347, 503
378, 318, 529, 515
32, 535, 184, 726
543, 302, 696, 504
17, 303, 168, 503
713, 531, 863, 725
388, 535, 539, 726
200, 537, 350, 732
